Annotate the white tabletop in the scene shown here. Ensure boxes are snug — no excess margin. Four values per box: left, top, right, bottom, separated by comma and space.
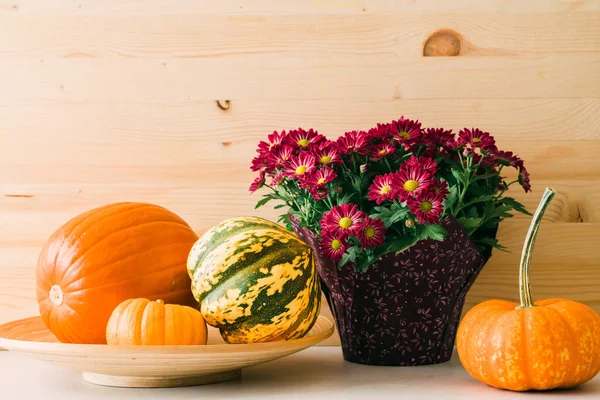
0, 347, 598, 399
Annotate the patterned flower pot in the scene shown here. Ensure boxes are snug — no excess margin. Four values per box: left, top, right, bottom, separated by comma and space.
291, 216, 494, 366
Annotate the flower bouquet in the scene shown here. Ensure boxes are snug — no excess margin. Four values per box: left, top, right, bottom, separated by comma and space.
249, 117, 531, 365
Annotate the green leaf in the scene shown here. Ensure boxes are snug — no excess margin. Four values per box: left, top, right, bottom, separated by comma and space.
254, 195, 274, 209
371, 206, 395, 228
500, 197, 532, 216
389, 206, 409, 225
476, 237, 510, 253
466, 206, 479, 219
420, 224, 448, 241
457, 217, 483, 230
443, 185, 459, 214
386, 234, 420, 254
337, 192, 355, 205
451, 170, 467, 186
490, 204, 515, 219
463, 194, 495, 207
337, 246, 359, 269
273, 203, 287, 209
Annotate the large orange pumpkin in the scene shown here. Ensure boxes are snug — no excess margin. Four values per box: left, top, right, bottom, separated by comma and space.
457, 188, 600, 391
36, 202, 198, 344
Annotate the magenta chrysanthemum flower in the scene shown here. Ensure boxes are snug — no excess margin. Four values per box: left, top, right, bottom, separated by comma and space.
388, 117, 422, 144
270, 172, 285, 186
408, 190, 445, 224
302, 168, 337, 188
370, 143, 396, 160
335, 130, 371, 155
285, 128, 325, 150
321, 203, 364, 236
458, 128, 496, 150
283, 152, 316, 179
250, 154, 268, 172
249, 171, 266, 193
312, 142, 341, 166
393, 166, 433, 201
404, 156, 438, 174
431, 177, 450, 198
358, 216, 386, 248
368, 173, 397, 204
492, 150, 531, 192
267, 145, 295, 168
423, 128, 456, 149
257, 130, 288, 154
320, 233, 348, 262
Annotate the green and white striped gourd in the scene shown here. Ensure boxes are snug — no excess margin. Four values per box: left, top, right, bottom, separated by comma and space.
187, 216, 321, 343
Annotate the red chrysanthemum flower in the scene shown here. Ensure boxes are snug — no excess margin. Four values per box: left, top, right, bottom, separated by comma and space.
250, 154, 269, 172
431, 177, 450, 198
320, 203, 364, 236
358, 216, 386, 248
458, 128, 496, 150
320, 233, 348, 262
408, 190, 445, 224
388, 117, 422, 144
249, 171, 266, 193
283, 152, 317, 179
257, 130, 288, 154
423, 128, 456, 149
335, 130, 371, 155
518, 166, 532, 193
267, 145, 296, 168
492, 150, 531, 192
285, 128, 326, 150
370, 143, 396, 160
301, 168, 337, 188
404, 156, 438, 174
312, 142, 342, 166
271, 172, 285, 186
368, 173, 397, 204
393, 166, 433, 201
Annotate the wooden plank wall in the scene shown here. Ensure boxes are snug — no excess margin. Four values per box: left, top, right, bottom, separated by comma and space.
1, 1, 599, 346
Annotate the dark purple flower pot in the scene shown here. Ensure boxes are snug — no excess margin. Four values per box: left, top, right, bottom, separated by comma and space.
291, 217, 493, 366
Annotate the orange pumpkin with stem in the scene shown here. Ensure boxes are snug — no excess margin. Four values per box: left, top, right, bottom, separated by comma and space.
457, 188, 600, 391
36, 202, 198, 344
106, 298, 207, 346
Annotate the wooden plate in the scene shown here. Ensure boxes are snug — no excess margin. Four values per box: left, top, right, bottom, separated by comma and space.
0, 316, 334, 388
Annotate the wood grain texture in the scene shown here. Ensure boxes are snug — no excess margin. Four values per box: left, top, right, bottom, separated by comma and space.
1, 1, 599, 347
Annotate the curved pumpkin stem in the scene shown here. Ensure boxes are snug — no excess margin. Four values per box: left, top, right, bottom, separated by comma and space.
518, 187, 555, 309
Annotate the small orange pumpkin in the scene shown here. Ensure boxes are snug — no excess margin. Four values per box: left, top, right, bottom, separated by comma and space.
36, 202, 198, 344
457, 188, 600, 391
106, 298, 207, 346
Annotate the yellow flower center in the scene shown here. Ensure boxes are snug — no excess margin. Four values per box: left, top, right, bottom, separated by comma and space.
379, 149, 387, 155
331, 239, 342, 250
317, 177, 326, 184
339, 217, 352, 229
380, 185, 391, 195
398, 131, 410, 140
320, 155, 332, 164
472, 137, 481, 143
365, 227, 376, 238
295, 165, 307, 175
297, 139, 309, 147
282, 155, 289, 161
403, 179, 419, 192
420, 201, 433, 212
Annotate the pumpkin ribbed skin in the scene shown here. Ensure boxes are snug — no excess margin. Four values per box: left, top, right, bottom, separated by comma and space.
36, 202, 198, 344
187, 216, 321, 344
457, 298, 600, 391
106, 298, 207, 346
